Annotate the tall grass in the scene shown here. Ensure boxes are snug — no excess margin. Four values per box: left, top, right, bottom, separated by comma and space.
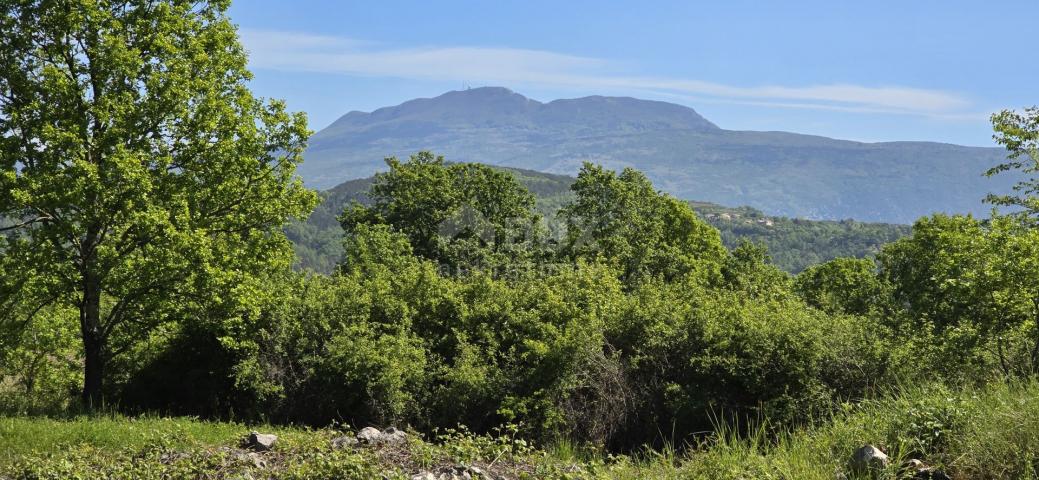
668, 380, 1039, 479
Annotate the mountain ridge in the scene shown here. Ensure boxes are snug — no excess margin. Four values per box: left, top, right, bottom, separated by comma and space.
314, 87, 719, 138
299, 87, 1016, 223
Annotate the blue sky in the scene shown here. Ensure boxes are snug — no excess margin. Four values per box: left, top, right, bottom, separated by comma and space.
229, 0, 1037, 146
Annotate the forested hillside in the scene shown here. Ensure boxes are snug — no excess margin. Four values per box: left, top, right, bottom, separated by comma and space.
690, 202, 912, 273
288, 167, 910, 273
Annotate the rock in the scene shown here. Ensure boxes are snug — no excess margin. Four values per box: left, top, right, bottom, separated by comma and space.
243, 431, 277, 451
411, 473, 437, 480
356, 426, 408, 446
382, 426, 408, 444
331, 435, 359, 449
357, 427, 381, 442
850, 444, 889, 473
357, 426, 384, 444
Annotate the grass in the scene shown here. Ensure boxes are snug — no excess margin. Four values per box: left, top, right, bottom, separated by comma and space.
0, 415, 300, 463
671, 380, 1039, 479
4, 381, 1039, 478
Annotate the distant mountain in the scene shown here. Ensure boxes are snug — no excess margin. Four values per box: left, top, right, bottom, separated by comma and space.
299, 87, 1016, 223
287, 167, 911, 275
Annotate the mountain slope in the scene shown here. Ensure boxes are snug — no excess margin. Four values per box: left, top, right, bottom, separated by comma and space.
287, 167, 911, 274
298, 87, 1016, 224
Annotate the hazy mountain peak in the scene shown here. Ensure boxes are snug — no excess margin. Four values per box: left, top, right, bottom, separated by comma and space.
317, 86, 718, 139
301, 87, 1015, 224
542, 94, 719, 131
441, 86, 526, 98
319, 86, 539, 134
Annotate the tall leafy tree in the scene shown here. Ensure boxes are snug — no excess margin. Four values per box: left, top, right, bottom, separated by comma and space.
988, 107, 1039, 221
559, 163, 726, 285
0, 1, 316, 406
340, 152, 541, 272
878, 214, 990, 332
879, 213, 1039, 376
984, 215, 1039, 373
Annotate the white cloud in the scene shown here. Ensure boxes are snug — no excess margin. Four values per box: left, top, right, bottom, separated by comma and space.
239, 28, 975, 117
239, 30, 362, 51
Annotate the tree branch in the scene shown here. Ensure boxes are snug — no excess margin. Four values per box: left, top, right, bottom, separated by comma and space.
0, 214, 51, 232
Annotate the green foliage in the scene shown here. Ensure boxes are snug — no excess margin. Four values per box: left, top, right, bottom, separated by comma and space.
0, 0, 317, 405
2, 153, 927, 451
886, 385, 972, 457
718, 241, 792, 300
620, 279, 900, 443
987, 106, 1039, 221
560, 163, 726, 286
225, 160, 898, 449
207, 252, 896, 450
0, 305, 80, 414
794, 257, 889, 316
879, 214, 990, 332
340, 152, 542, 274
231, 269, 436, 426
287, 167, 575, 274
878, 213, 1039, 380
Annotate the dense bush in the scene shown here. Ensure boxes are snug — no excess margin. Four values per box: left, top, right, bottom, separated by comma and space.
99, 228, 905, 449
0, 305, 80, 413
100, 222, 904, 451
209, 266, 901, 449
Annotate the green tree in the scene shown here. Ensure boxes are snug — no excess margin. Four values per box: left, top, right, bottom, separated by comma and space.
794, 257, 888, 316
978, 215, 1039, 374
559, 163, 726, 285
878, 214, 1039, 377
988, 107, 1039, 221
718, 241, 791, 301
0, 1, 316, 406
341, 152, 541, 272
878, 215, 989, 333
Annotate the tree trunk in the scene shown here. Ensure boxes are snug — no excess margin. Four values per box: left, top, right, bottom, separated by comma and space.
80, 270, 104, 409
